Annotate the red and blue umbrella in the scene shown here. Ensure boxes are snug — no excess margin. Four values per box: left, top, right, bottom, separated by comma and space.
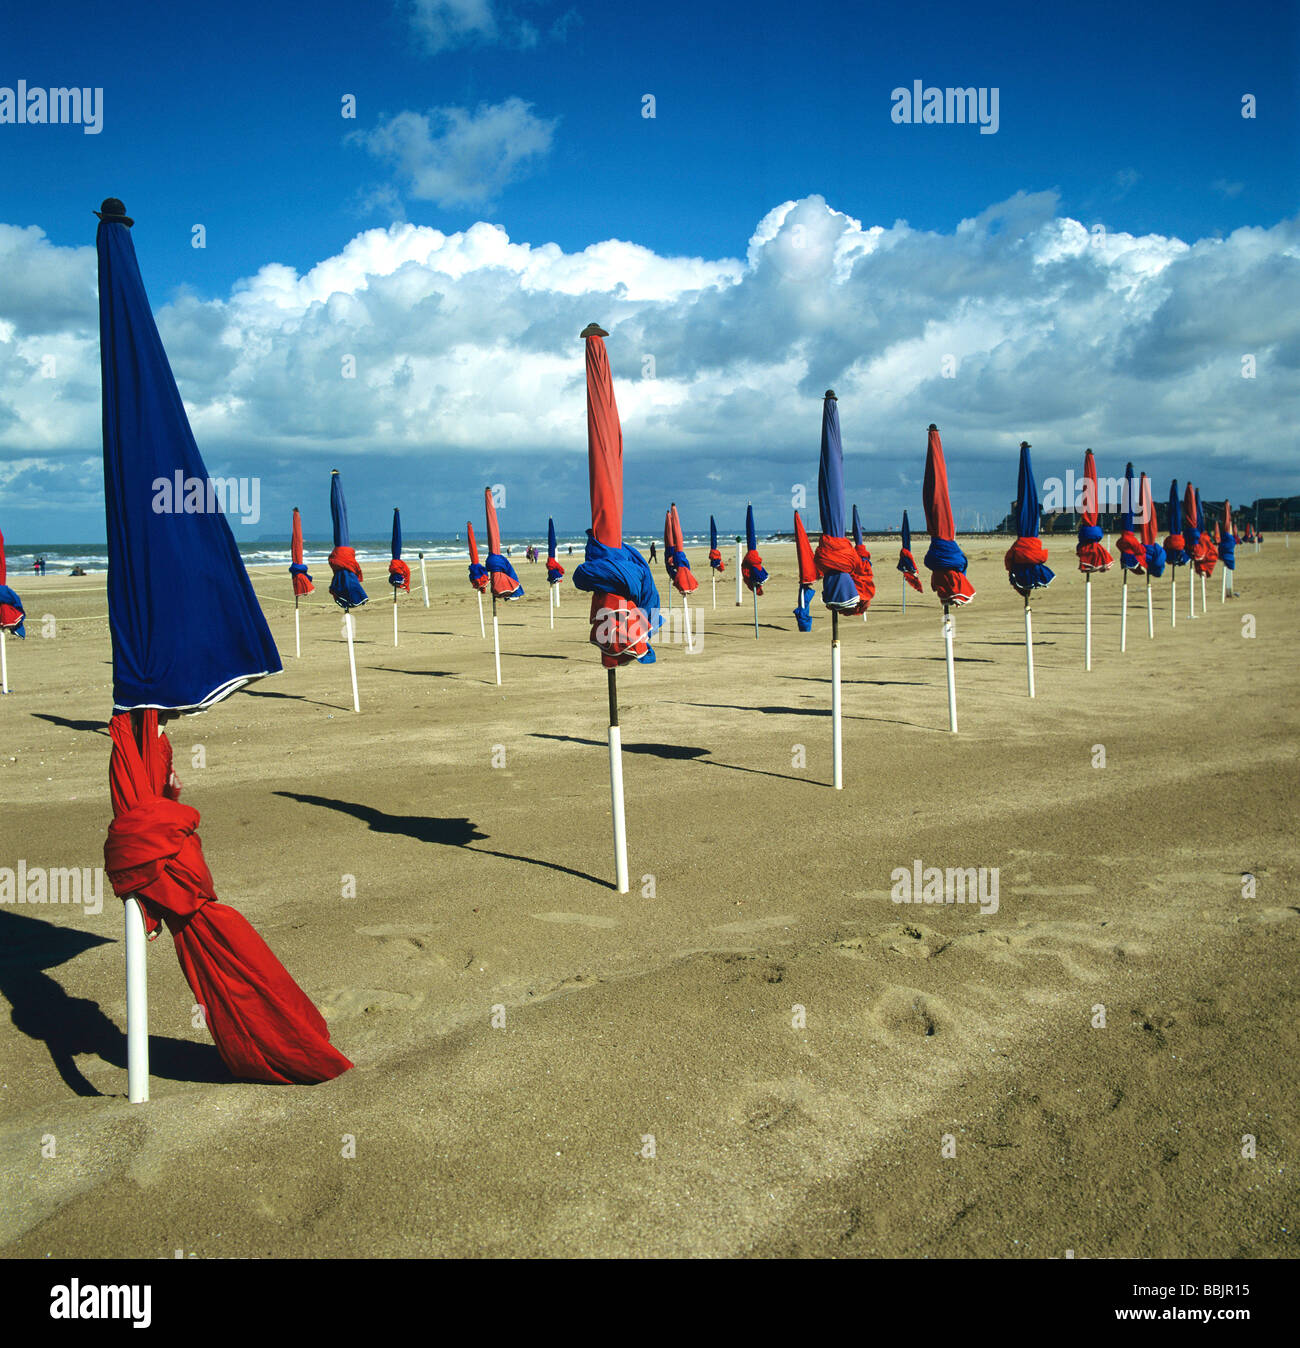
0, 526, 25, 640
1075, 450, 1114, 573
922, 424, 975, 605
1192, 488, 1216, 577
290, 508, 313, 596
328, 471, 368, 610
388, 508, 411, 592
546, 517, 565, 587
1115, 461, 1146, 575
570, 322, 661, 892
97, 197, 348, 1093
1220, 500, 1237, 573
1139, 474, 1166, 577
793, 510, 816, 631
664, 503, 699, 596
467, 521, 488, 591
1004, 441, 1055, 594
571, 324, 660, 667
742, 504, 767, 595
708, 515, 725, 572
0, 525, 24, 695
1164, 479, 1189, 566
897, 509, 923, 594
484, 488, 524, 600
810, 393, 870, 613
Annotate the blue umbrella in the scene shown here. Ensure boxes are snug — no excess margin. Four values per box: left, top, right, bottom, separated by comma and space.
851, 504, 864, 548
742, 503, 767, 638
96, 197, 346, 1098
328, 472, 368, 609
1164, 480, 1188, 566
98, 207, 280, 713
817, 392, 861, 612
1005, 442, 1055, 595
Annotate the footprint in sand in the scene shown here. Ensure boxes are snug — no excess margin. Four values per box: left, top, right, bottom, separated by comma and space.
835, 923, 950, 960
710, 915, 798, 936
319, 987, 424, 1019
869, 985, 954, 1040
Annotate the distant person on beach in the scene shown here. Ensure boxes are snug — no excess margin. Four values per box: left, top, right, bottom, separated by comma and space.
649, 541, 657, 562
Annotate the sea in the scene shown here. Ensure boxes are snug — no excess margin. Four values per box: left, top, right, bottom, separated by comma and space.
3, 531, 752, 577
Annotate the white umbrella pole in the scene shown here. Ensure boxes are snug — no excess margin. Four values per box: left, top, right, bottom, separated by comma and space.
492, 596, 502, 686
1, 628, 7, 694
125, 894, 149, 1103
1221, 566, 1227, 603
1084, 573, 1092, 670
420, 558, 429, 608
1024, 597, 1035, 698
735, 542, 742, 605
393, 589, 399, 647
712, 572, 716, 610
477, 590, 486, 639
1171, 576, 1177, 629
1147, 573, 1154, 639
752, 585, 759, 639
1201, 571, 1207, 613
902, 576, 907, 614
550, 584, 555, 630
683, 592, 694, 652
1120, 570, 1128, 653
831, 610, 843, 789
345, 611, 360, 712
1189, 566, 1196, 618
607, 668, 629, 893
943, 604, 958, 733
294, 596, 301, 659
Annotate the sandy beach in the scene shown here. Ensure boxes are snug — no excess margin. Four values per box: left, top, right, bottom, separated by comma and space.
1, 538, 1296, 1258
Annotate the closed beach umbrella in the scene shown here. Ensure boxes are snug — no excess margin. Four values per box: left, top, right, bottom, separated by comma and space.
388, 508, 410, 647
665, 503, 699, 650
792, 510, 816, 632
96, 197, 347, 1100
1163, 479, 1188, 629
1075, 449, 1113, 670
1139, 472, 1166, 638
546, 517, 564, 629
1115, 461, 1145, 654
466, 520, 488, 638
742, 503, 767, 638
483, 487, 523, 686
328, 470, 366, 712
571, 323, 662, 892
897, 509, 923, 609
1219, 500, 1236, 600
922, 424, 974, 731
1003, 441, 1054, 696
288, 507, 313, 659
708, 515, 725, 611
812, 391, 872, 786
0, 525, 25, 694
1183, 482, 1203, 619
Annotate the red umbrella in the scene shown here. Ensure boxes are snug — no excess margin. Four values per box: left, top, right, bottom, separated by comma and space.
1075, 448, 1113, 670
792, 510, 816, 632
104, 712, 351, 1083
921, 424, 973, 731
289, 507, 313, 659
570, 323, 662, 891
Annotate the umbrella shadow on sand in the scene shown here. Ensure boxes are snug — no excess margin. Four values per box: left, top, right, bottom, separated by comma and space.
31, 713, 110, 736
530, 732, 811, 785
0, 909, 228, 1097
275, 792, 611, 888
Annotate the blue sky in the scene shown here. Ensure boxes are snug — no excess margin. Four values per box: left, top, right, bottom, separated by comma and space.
0, 0, 1296, 541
